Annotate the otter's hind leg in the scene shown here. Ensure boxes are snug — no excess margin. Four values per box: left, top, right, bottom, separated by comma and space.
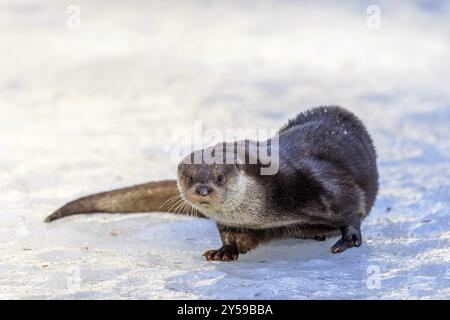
330, 218, 362, 254
203, 225, 271, 262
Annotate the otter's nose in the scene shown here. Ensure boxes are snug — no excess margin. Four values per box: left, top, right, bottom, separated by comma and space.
195, 185, 212, 197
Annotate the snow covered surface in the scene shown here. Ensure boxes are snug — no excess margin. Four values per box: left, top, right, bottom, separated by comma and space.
0, 0, 449, 299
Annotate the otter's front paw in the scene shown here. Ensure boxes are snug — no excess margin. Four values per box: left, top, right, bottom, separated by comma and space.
203, 246, 239, 262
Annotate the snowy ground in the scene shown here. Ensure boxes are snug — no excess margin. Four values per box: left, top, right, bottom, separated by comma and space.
0, 0, 449, 299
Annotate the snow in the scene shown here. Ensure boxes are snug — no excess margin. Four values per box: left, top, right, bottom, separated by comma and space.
0, 0, 449, 299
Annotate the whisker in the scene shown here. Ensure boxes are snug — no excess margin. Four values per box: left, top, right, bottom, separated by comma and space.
159, 193, 182, 210
166, 198, 185, 214
172, 200, 188, 215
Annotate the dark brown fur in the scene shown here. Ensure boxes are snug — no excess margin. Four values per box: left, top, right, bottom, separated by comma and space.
46, 106, 378, 261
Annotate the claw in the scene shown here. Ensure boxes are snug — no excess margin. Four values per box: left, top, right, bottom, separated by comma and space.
203, 247, 239, 262
330, 225, 362, 254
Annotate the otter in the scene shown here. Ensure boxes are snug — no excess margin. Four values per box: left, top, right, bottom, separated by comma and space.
45, 106, 378, 261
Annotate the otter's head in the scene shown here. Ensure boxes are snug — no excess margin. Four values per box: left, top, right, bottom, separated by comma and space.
177, 148, 247, 220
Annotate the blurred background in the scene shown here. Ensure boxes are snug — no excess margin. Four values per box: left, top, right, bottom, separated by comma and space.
0, 0, 449, 299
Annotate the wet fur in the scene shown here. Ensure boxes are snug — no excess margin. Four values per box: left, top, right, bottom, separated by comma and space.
46, 106, 378, 260
197, 106, 378, 260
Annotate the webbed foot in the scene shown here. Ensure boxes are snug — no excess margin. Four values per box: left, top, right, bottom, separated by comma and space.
331, 225, 362, 254
202, 246, 239, 262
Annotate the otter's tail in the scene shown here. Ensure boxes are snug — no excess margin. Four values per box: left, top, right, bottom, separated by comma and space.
45, 180, 204, 222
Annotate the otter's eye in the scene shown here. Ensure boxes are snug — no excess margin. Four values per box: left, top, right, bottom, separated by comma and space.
214, 175, 225, 185
186, 176, 194, 184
